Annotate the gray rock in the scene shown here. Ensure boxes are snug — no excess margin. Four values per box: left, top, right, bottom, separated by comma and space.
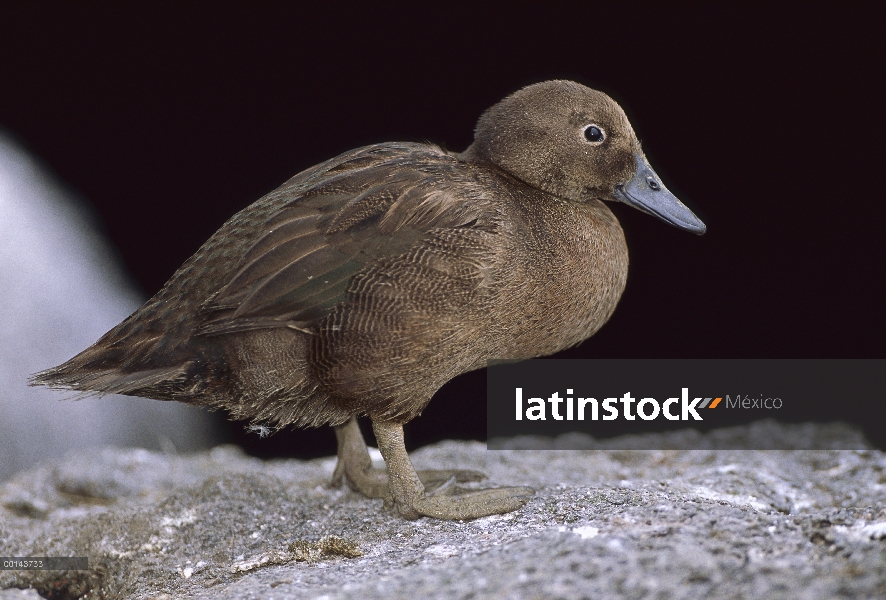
1, 422, 884, 599
0, 132, 221, 483
0, 589, 42, 600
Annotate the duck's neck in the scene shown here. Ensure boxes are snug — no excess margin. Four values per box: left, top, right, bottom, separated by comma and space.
455, 143, 485, 164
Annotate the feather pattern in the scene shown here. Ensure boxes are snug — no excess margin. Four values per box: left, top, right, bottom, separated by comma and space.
29, 142, 510, 425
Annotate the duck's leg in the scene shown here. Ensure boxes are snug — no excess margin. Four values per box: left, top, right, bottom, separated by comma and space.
372, 419, 534, 520
331, 416, 486, 499
331, 416, 389, 498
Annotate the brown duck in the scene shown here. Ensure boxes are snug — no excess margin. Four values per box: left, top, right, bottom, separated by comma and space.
32, 80, 705, 520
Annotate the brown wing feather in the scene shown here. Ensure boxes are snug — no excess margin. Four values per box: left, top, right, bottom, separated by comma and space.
31, 142, 499, 396
196, 143, 499, 337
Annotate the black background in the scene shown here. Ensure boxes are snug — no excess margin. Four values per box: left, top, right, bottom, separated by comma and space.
1, 3, 883, 456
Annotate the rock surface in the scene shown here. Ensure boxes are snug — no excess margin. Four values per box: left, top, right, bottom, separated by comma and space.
1, 422, 885, 599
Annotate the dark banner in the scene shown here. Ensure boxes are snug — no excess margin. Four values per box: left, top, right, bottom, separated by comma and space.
487, 359, 883, 449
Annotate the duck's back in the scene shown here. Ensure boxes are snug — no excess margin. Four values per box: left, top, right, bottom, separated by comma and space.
32, 141, 627, 427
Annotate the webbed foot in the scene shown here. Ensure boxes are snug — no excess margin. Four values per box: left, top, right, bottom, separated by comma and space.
372, 420, 534, 520
411, 485, 535, 520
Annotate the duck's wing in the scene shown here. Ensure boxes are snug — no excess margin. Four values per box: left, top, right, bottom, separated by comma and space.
28, 143, 504, 399
196, 143, 503, 336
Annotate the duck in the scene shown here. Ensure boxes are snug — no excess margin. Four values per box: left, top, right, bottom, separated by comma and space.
31, 80, 705, 520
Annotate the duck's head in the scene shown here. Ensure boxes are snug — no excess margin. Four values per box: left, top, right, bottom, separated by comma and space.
461, 80, 706, 235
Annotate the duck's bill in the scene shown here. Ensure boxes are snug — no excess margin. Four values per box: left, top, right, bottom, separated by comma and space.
614, 154, 706, 235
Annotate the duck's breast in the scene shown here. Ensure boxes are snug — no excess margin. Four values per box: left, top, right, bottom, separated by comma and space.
488, 193, 628, 359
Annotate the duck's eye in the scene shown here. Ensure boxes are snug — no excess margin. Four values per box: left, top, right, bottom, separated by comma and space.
583, 125, 605, 143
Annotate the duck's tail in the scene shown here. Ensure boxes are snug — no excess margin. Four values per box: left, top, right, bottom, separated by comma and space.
28, 332, 194, 400
29, 360, 187, 398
